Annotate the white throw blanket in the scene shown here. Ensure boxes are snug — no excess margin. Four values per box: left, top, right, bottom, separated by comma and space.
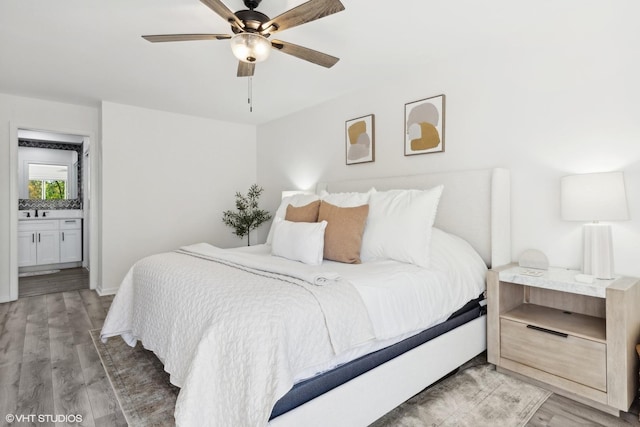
101, 244, 374, 427
178, 242, 342, 286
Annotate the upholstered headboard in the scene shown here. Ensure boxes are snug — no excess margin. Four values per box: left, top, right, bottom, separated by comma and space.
316, 168, 511, 267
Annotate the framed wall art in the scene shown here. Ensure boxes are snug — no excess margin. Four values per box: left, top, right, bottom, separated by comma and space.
404, 94, 445, 156
345, 114, 375, 165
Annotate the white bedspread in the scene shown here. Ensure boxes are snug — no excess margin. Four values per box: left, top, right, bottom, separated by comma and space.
101, 245, 374, 427
101, 228, 487, 426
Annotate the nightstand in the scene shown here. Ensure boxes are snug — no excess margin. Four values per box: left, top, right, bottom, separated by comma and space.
487, 264, 640, 416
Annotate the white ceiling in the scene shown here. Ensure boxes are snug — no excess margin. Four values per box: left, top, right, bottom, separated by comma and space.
0, 0, 620, 125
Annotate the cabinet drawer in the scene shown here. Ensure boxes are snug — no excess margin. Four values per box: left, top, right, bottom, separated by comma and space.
18, 220, 59, 232
501, 318, 606, 391
59, 219, 82, 229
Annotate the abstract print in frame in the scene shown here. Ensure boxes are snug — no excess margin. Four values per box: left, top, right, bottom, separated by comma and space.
404, 94, 445, 156
345, 114, 375, 165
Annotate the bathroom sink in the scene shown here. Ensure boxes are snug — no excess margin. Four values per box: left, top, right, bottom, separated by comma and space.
18, 209, 83, 220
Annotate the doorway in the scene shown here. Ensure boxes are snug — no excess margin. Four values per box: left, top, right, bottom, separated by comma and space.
10, 125, 97, 300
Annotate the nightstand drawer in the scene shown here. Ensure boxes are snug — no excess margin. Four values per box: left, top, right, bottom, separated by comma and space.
500, 318, 606, 391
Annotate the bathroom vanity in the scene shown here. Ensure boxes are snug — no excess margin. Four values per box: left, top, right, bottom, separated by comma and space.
18, 210, 83, 270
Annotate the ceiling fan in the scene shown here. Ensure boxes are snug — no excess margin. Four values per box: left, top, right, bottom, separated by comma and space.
142, 0, 345, 77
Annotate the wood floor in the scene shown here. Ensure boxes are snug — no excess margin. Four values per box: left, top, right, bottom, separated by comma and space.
0, 289, 126, 426
19, 268, 89, 298
529, 394, 640, 427
1, 272, 639, 426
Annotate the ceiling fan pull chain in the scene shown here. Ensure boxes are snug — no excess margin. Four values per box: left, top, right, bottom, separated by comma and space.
248, 77, 253, 113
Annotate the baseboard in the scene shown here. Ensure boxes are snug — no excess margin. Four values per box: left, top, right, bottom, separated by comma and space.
19, 261, 82, 273
96, 286, 118, 296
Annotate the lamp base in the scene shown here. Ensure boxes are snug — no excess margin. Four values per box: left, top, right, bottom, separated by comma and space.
582, 223, 615, 279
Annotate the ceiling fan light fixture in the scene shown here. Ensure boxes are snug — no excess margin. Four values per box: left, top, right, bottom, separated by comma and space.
230, 32, 271, 63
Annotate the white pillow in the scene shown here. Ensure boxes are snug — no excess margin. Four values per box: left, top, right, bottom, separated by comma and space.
271, 219, 327, 265
430, 227, 487, 297
266, 193, 320, 244
360, 185, 444, 268
319, 187, 376, 207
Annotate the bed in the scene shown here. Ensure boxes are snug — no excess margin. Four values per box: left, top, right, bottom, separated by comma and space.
101, 167, 511, 427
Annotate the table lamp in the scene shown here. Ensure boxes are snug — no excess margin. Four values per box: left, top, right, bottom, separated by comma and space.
560, 171, 629, 279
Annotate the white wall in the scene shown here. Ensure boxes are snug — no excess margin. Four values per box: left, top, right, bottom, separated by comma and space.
100, 102, 257, 293
0, 93, 99, 302
257, 7, 640, 277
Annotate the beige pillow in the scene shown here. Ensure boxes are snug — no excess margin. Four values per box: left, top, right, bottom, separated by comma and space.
285, 200, 321, 223
318, 201, 369, 264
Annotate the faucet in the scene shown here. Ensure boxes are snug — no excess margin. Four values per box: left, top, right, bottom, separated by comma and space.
35, 209, 38, 218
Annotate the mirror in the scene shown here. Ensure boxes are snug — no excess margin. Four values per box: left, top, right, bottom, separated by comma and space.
18, 147, 79, 200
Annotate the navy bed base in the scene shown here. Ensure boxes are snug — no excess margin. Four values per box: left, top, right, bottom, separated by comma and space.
270, 295, 485, 419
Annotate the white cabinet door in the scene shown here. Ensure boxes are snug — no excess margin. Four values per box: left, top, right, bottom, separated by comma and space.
37, 230, 60, 265
60, 229, 82, 263
18, 231, 37, 267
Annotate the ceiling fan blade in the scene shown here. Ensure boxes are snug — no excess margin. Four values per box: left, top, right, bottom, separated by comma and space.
271, 40, 339, 68
142, 34, 231, 43
262, 0, 344, 33
237, 61, 255, 77
200, 0, 244, 29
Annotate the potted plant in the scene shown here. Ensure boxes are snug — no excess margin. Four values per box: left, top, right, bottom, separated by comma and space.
222, 184, 272, 246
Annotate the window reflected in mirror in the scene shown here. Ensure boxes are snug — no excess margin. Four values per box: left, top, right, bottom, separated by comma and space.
28, 164, 69, 200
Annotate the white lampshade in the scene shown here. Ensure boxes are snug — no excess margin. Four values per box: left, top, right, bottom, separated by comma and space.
560, 171, 629, 279
561, 171, 629, 221
230, 33, 271, 63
